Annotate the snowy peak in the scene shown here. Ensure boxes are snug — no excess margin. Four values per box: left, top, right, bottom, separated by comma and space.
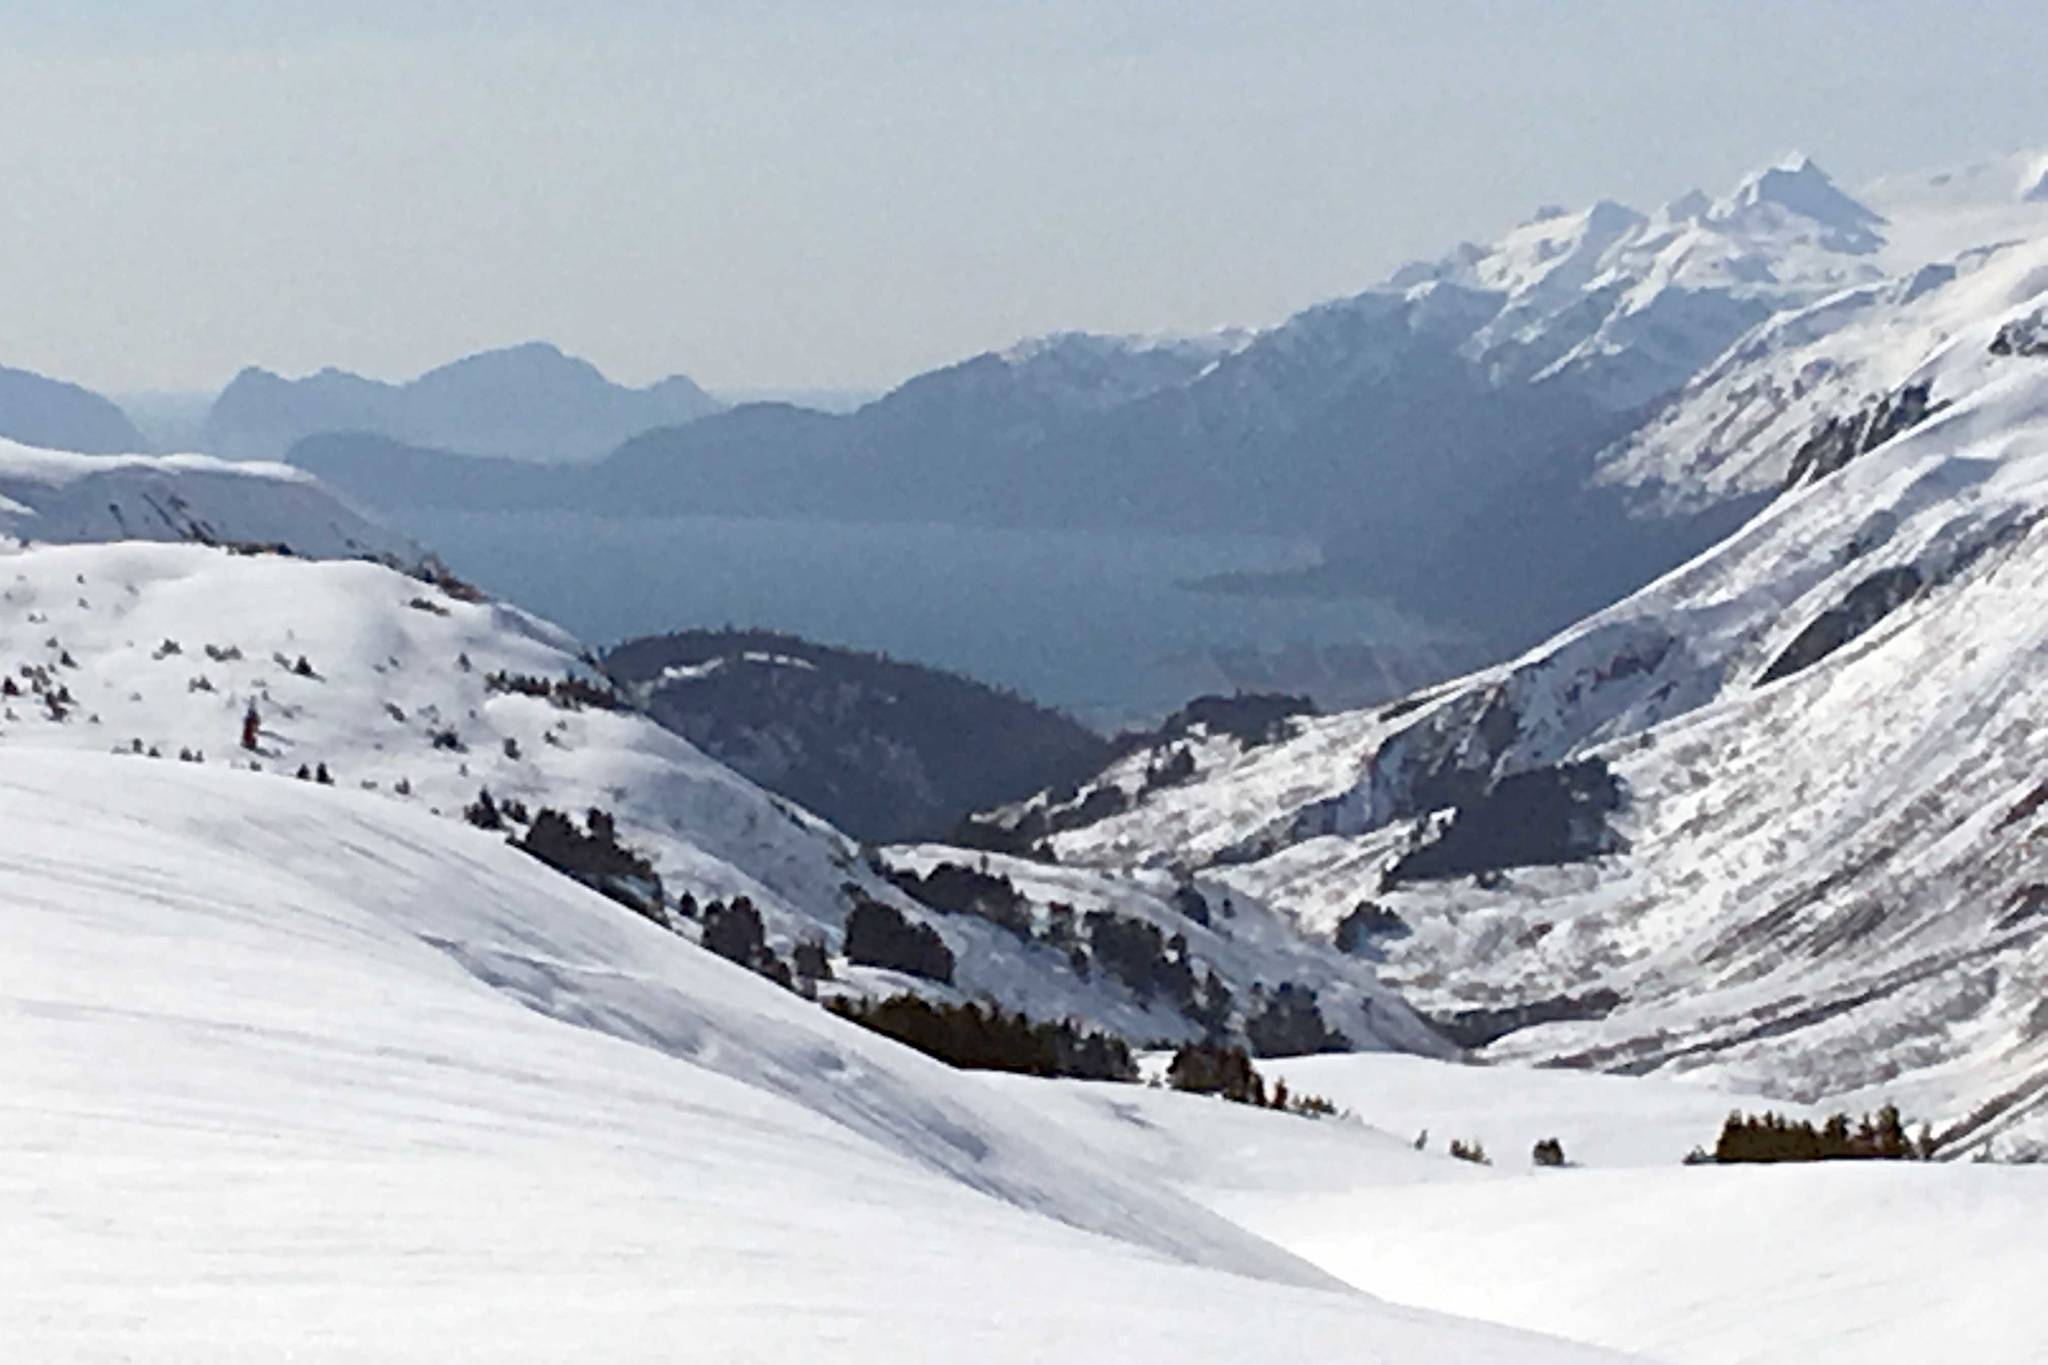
990, 328, 1256, 410
873, 329, 1254, 428
1365, 156, 1903, 411
1712, 154, 1886, 251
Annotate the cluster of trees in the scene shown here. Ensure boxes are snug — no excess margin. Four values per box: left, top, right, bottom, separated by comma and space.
842, 892, 956, 984
1706, 1105, 1935, 1163
483, 669, 625, 712
5, 661, 75, 721
695, 896, 802, 990
406, 557, 487, 604
1334, 901, 1407, 954
1243, 982, 1350, 1056
882, 860, 1032, 937
1164, 1042, 1338, 1117
1140, 746, 1198, 793
462, 787, 532, 829
827, 994, 1136, 1082
672, 891, 831, 994
463, 783, 837, 995
874, 858, 1237, 1033
511, 804, 665, 920
1449, 1137, 1490, 1165
870, 860, 1349, 1056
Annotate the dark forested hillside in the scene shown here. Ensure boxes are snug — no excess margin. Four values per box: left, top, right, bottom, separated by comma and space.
606, 628, 1112, 843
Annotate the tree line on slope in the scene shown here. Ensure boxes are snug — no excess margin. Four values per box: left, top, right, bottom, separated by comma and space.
1697, 1105, 1937, 1163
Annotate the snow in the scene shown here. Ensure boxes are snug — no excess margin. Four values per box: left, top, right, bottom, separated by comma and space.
0, 747, 1610, 1362
992, 1056, 2048, 1364
0, 439, 413, 561
1232, 1163, 2048, 1365
0, 445, 1443, 1070
1381, 155, 1901, 411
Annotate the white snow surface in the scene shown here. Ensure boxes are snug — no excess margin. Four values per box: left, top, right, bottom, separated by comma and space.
996, 1056, 2048, 1364
0, 438, 413, 561
0, 747, 1613, 1362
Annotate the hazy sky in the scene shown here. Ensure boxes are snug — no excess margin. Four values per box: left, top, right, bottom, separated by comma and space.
6, 1, 2047, 395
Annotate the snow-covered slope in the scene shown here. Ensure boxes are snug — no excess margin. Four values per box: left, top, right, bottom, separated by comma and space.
0, 439, 412, 560
1027, 236, 2048, 1150
1601, 149, 2048, 510
996, 1056, 2048, 1364
0, 446, 1437, 1057
3, 747, 1621, 1361
1388, 155, 1896, 413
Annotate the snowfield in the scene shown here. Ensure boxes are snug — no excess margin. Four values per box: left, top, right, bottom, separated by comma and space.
7, 742, 2037, 1361
0, 748, 1615, 1362
992, 1057, 2048, 1364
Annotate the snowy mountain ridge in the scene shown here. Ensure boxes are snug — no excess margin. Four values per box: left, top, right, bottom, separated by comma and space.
1017, 224, 2048, 1153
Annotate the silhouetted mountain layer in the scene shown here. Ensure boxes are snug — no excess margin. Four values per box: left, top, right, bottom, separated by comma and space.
207, 341, 722, 462
286, 160, 1919, 657
0, 365, 145, 454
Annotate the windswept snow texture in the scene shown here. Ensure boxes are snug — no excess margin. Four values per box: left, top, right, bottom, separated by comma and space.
1035, 229, 2048, 1152
0, 750, 1613, 1362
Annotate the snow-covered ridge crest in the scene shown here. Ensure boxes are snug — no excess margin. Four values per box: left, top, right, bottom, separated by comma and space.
1601, 230, 2048, 509
1378, 155, 1902, 412
0, 438, 415, 562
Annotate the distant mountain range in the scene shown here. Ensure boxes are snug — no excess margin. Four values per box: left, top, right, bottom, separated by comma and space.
0, 363, 146, 455
289, 155, 2038, 658
203, 341, 724, 462
17, 151, 2048, 672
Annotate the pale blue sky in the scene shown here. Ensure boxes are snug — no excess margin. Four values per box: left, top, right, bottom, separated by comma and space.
4, 1, 2046, 394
